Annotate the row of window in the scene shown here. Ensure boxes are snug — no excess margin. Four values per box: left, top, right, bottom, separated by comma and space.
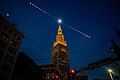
1, 62, 12, 74
8, 46, 17, 56
0, 50, 4, 62
0, 31, 10, 42
0, 40, 7, 49
0, 50, 15, 65
5, 27, 21, 41
0, 72, 8, 80
4, 53, 14, 64
0, 31, 19, 48
0, 39, 19, 50
0, 23, 22, 41
0, 40, 17, 56
10, 39, 19, 49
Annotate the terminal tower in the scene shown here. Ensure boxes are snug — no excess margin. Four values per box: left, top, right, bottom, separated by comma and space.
52, 23, 70, 79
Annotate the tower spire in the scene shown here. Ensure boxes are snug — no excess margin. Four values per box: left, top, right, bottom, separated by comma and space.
53, 24, 67, 47
57, 19, 62, 34
58, 25, 62, 34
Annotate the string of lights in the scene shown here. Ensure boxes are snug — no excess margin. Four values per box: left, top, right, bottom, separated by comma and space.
29, 2, 117, 62
63, 24, 90, 38
29, 2, 90, 39
30, 2, 55, 19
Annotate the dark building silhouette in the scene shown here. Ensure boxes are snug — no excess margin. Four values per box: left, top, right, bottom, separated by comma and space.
0, 15, 24, 80
11, 52, 45, 80
52, 24, 70, 79
77, 75, 88, 80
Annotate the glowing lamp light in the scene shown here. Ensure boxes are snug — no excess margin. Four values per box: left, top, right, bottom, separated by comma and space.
108, 69, 112, 73
6, 14, 9, 17
29, 1, 90, 39
55, 75, 59, 79
71, 69, 75, 74
58, 19, 62, 24
107, 68, 114, 80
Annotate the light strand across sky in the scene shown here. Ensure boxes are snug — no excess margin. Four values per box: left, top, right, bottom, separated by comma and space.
29, 2, 91, 38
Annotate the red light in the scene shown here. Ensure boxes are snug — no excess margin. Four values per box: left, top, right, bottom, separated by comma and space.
71, 69, 75, 74
55, 75, 58, 79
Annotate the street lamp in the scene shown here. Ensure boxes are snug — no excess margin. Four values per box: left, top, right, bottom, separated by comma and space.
107, 68, 113, 80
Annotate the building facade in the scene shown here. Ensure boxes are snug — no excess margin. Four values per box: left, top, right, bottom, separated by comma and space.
0, 15, 24, 80
40, 64, 63, 80
77, 75, 88, 80
52, 24, 70, 79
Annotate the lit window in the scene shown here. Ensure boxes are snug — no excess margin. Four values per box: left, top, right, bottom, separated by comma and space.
10, 39, 19, 48
0, 31, 10, 41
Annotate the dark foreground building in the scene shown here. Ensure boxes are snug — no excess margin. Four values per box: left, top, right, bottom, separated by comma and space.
11, 52, 45, 80
0, 14, 24, 80
77, 75, 88, 80
40, 64, 63, 80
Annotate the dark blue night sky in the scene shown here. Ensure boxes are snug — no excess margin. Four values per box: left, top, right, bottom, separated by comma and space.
0, 0, 120, 79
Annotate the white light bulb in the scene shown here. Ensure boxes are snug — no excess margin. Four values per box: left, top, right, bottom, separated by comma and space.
58, 19, 61, 23
6, 14, 9, 17
108, 69, 112, 73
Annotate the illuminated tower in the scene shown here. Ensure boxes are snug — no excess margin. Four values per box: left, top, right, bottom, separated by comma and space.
52, 22, 70, 79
